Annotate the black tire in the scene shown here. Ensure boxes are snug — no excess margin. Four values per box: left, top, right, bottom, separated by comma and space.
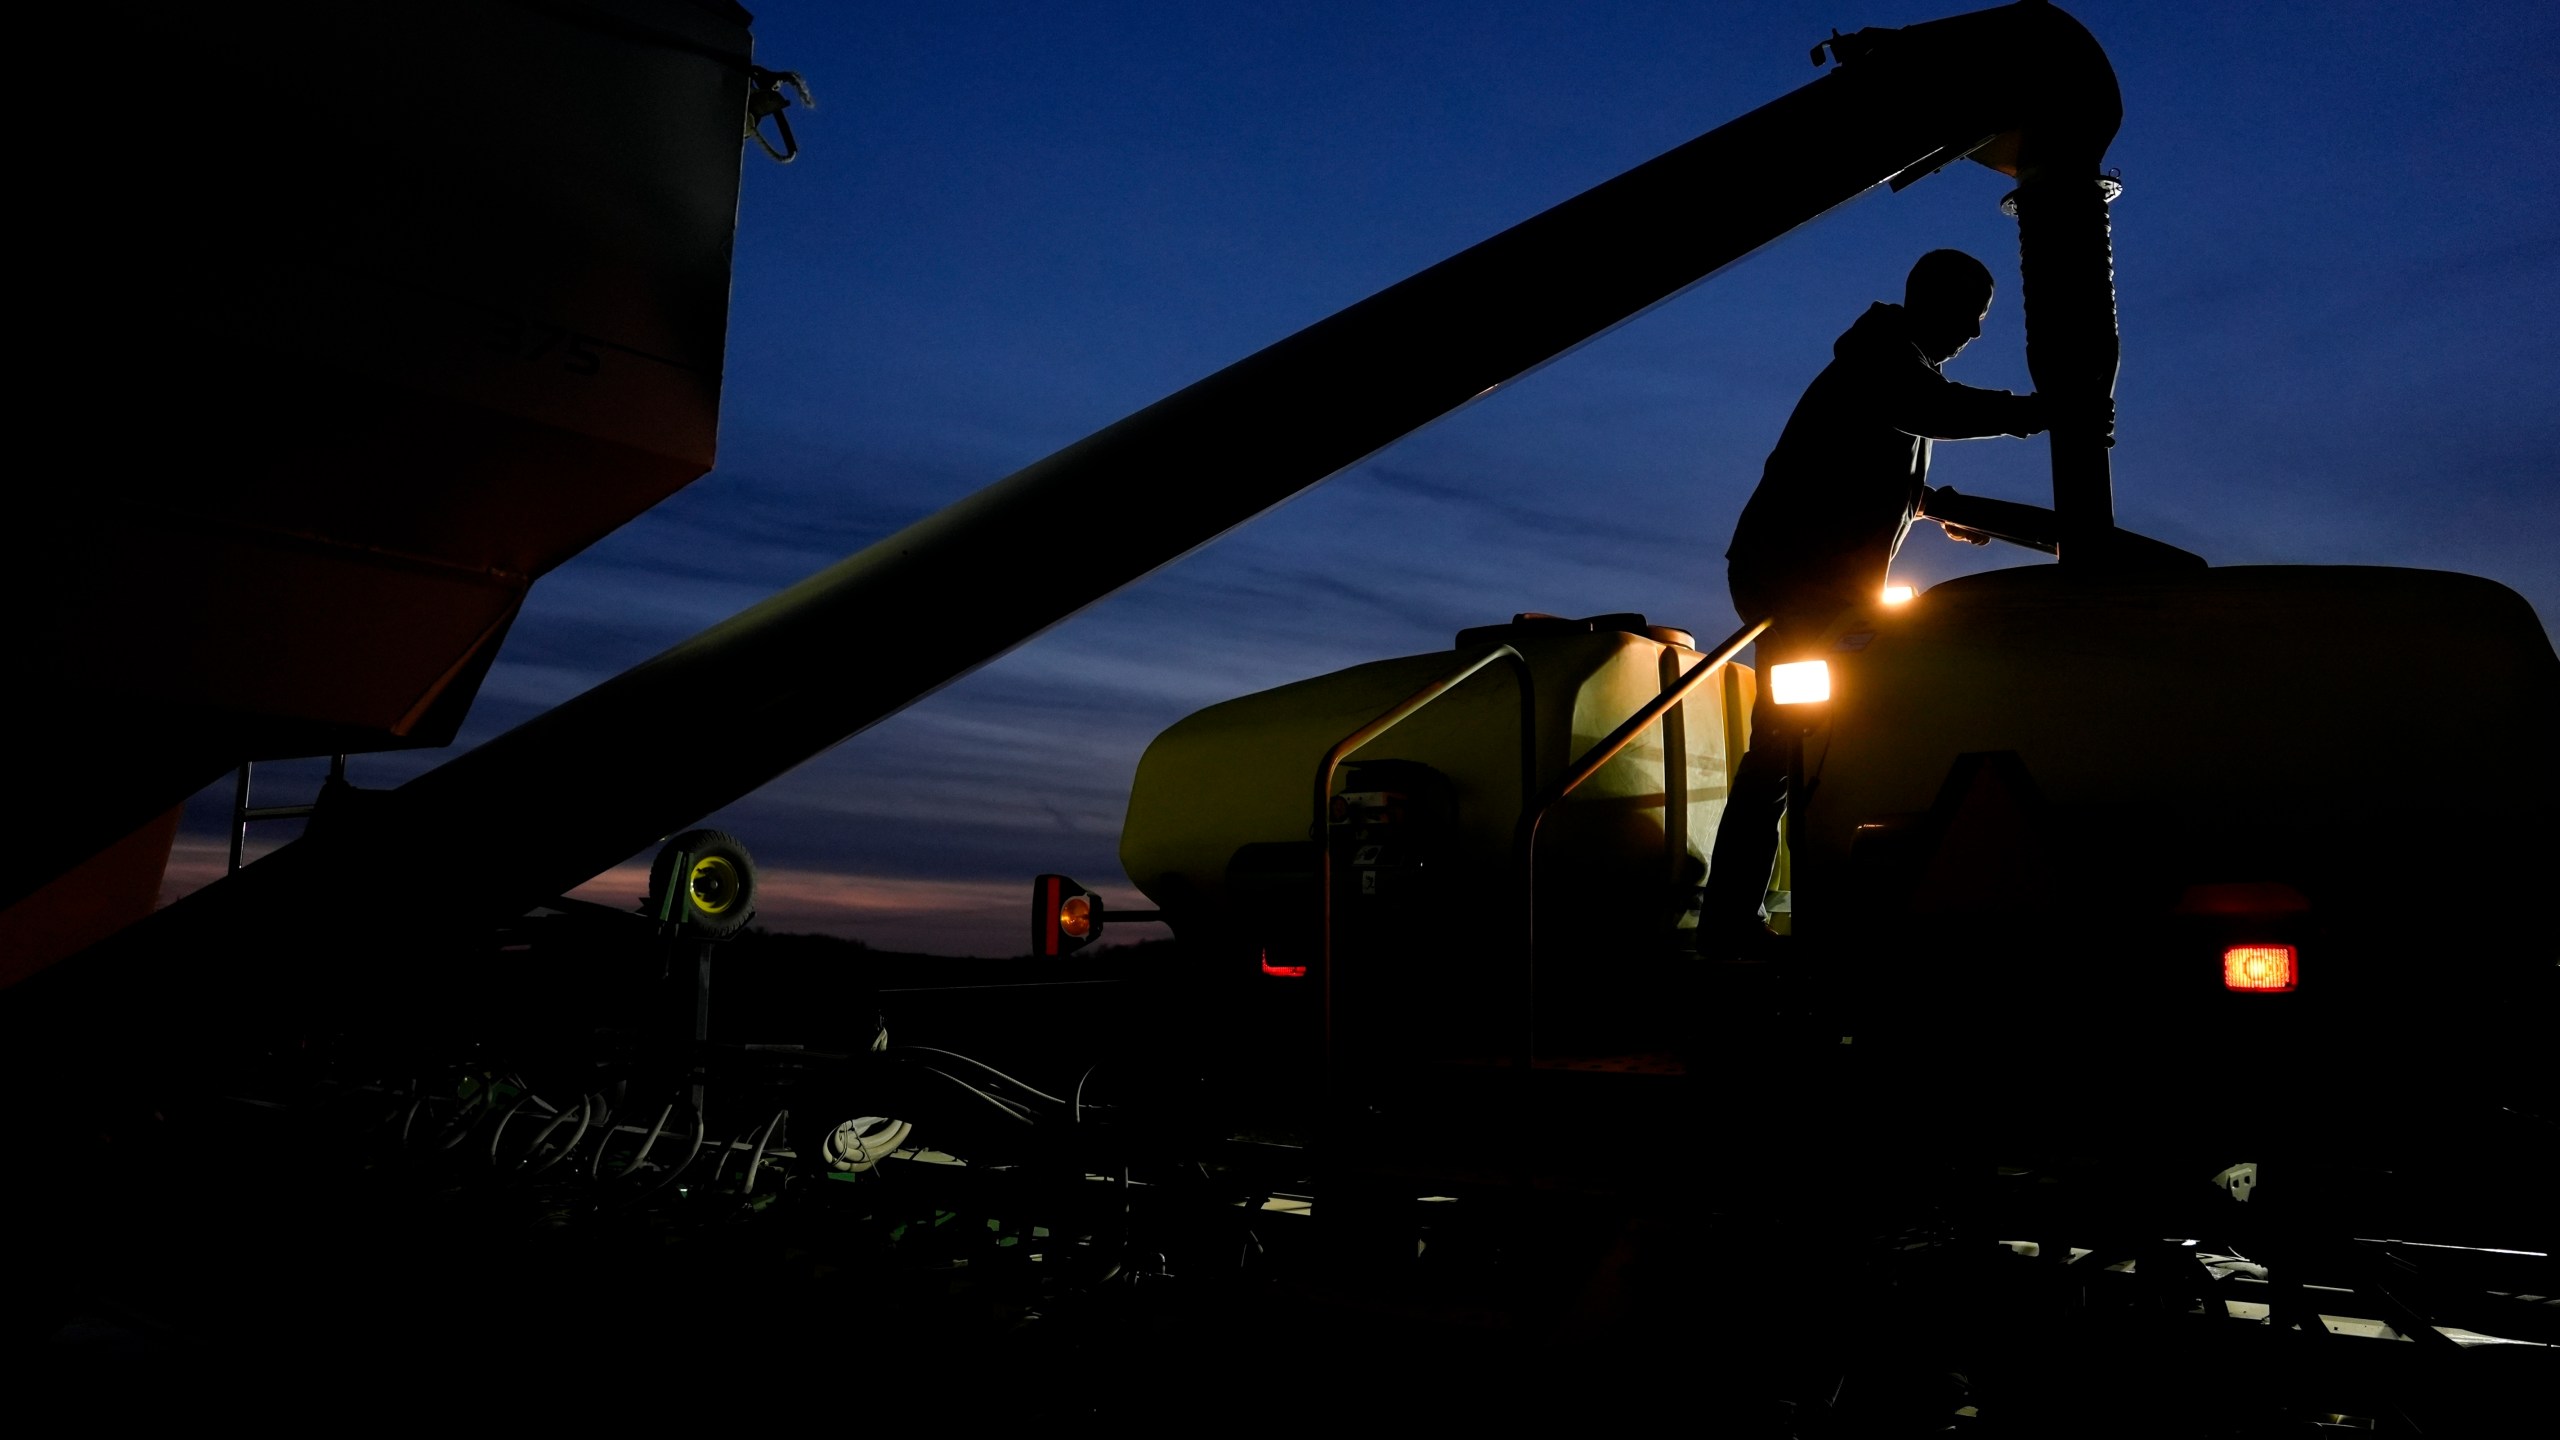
648, 828, 758, 938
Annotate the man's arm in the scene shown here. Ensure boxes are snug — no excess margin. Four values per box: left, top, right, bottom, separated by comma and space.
1878, 357, 2047, 440
1884, 356, 2119, 447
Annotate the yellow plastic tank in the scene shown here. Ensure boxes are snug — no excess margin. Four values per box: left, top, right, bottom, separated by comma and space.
1120, 613, 1755, 1048
1799, 565, 2560, 893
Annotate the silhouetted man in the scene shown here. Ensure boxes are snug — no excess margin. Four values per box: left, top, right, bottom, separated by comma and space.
1700, 249, 2048, 948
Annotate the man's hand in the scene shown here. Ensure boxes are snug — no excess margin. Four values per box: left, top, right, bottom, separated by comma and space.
2008, 392, 2050, 437
2033, 392, 2117, 448
1941, 521, 1992, 546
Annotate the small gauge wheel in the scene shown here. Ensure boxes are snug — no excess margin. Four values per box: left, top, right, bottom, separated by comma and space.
649, 829, 758, 938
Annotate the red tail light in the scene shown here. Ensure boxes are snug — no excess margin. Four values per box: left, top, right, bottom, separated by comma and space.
2223, 945, 2297, 993
1260, 948, 1307, 979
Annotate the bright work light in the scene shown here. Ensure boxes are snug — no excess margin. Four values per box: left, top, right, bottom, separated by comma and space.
1769, 659, 1831, 705
1881, 584, 1915, 605
2222, 944, 2297, 993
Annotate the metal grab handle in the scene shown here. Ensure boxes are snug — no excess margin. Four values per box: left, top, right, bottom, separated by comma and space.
1313, 644, 1537, 1087
1509, 617, 1769, 1066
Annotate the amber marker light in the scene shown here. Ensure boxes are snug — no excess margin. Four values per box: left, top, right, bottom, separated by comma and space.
1032, 873, 1104, 956
1769, 659, 1831, 705
2223, 944, 2297, 993
1031, 873, 1164, 956
1880, 584, 1915, 605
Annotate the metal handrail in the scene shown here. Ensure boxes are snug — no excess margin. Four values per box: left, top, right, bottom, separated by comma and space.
1314, 643, 1537, 1084
228, 753, 348, 874
1508, 617, 1769, 1065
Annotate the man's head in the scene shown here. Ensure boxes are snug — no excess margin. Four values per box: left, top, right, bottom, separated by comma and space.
1904, 249, 1996, 363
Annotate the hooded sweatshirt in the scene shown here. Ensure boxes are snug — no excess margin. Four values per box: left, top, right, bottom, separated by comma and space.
1725, 301, 2042, 607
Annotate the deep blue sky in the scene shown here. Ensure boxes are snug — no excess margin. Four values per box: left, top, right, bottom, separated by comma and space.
182, 1, 2559, 952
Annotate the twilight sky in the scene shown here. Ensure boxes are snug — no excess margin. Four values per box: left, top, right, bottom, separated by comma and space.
176, 0, 2558, 953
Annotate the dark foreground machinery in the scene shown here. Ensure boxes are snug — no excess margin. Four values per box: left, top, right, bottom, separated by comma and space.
7, 2, 2553, 1429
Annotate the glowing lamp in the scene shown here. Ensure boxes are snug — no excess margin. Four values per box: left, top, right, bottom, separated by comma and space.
1260, 948, 1308, 979
1769, 659, 1831, 705
1880, 584, 1915, 605
2222, 944, 2297, 993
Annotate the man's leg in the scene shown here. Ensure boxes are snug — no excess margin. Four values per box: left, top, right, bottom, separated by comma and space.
1698, 590, 1842, 948
1699, 679, 1790, 943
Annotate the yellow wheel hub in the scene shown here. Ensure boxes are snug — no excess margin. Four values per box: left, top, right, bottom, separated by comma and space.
688, 854, 742, 915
